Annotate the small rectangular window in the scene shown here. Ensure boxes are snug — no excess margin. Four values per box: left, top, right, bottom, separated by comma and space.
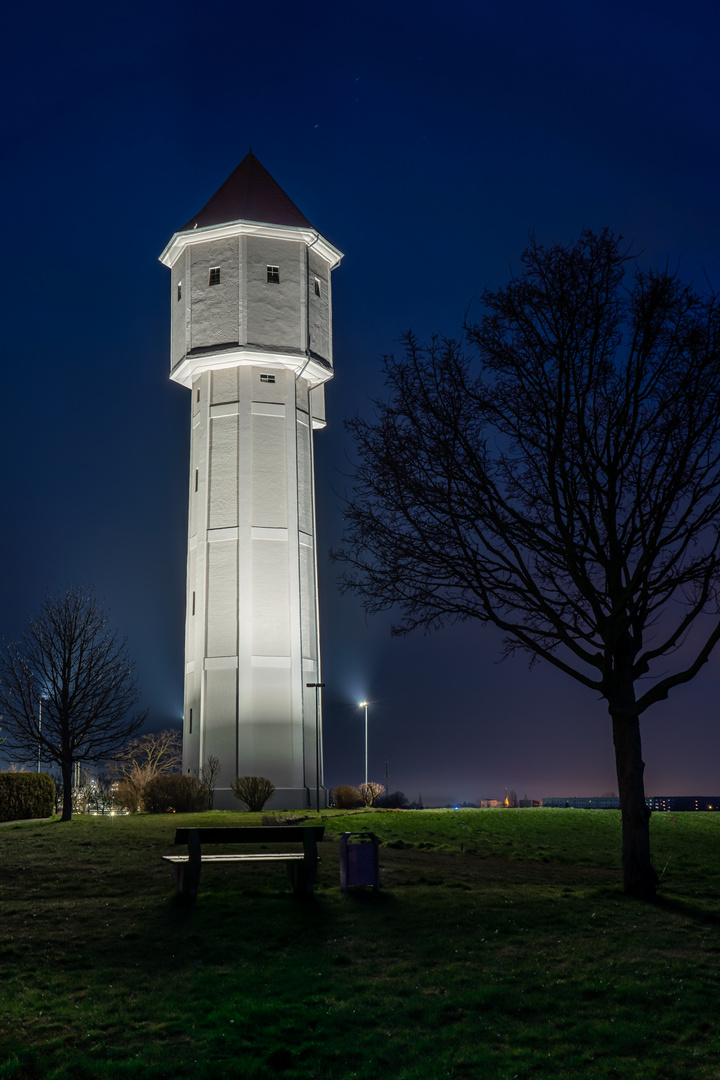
260, 373, 276, 384
194, 469, 199, 492
314, 277, 321, 297
189, 708, 193, 734
267, 265, 280, 284
192, 591, 196, 615
196, 387, 200, 403
177, 282, 182, 301
209, 267, 221, 286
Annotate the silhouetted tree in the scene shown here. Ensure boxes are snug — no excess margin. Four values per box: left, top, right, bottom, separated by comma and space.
376, 790, 410, 809
110, 728, 182, 808
0, 587, 146, 821
197, 755, 222, 809
113, 728, 182, 780
334, 229, 720, 900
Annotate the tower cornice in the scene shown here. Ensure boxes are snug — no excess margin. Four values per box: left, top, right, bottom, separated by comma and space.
169, 345, 334, 396
159, 219, 343, 270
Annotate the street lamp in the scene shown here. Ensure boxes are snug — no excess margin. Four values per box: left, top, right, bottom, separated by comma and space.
306, 683, 325, 812
37, 693, 48, 773
358, 701, 369, 788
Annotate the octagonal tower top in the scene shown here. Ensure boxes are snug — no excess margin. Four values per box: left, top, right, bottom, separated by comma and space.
160, 152, 342, 394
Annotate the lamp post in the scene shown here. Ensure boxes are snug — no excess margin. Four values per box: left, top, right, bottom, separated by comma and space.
358, 701, 369, 788
36, 694, 48, 773
306, 682, 325, 812
37, 697, 42, 773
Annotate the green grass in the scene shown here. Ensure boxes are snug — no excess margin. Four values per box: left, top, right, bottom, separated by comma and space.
1, 808, 720, 1078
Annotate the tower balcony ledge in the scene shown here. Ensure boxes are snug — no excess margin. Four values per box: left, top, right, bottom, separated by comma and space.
170, 344, 333, 390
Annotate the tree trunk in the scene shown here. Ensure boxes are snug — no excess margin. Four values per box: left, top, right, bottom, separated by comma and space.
61, 761, 74, 822
611, 713, 657, 900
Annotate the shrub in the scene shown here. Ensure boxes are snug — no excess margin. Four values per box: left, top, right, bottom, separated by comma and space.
142, 773, 208, 813
332, 784, 362, 809
230, 776, 276, 811
0, 773, 55, 822
113, 778, 142, 812
375, 790, 409, 809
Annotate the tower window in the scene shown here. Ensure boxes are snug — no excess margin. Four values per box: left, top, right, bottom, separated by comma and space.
177, 282, 182, 301
314, 278, 321, 297
209, 267, 221, 286
189, 708, 193, 734
260, 373, 276, 384
267, 265, 280, 284
194, 469, 199, 492
192, 591, 196, 615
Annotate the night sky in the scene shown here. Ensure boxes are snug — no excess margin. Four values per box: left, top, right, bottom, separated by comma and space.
3, 0, 720, 804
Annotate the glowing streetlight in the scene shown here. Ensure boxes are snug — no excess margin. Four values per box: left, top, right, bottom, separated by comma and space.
358, 700, 369, 787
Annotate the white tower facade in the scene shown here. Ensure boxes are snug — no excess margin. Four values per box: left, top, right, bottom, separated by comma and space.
160, 153, 342, 809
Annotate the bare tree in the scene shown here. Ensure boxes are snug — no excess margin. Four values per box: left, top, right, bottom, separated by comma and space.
334, 229, 720, 900
109, 728, 182, 811
112, 728, 181, 781
359, 781, 385, 806
0, 587, 146, 821
197, 755, 222, 810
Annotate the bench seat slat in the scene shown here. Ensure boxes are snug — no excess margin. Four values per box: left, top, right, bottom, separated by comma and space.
163, 852, 306, 864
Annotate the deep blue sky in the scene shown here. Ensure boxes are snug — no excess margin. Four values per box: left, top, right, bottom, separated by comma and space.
3, 0, 720, 803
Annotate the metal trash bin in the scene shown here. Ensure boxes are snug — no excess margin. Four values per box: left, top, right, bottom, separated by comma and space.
340, 831, 380, 892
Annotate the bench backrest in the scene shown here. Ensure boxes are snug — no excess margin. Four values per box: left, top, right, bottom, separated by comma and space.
173, 826, 325, 846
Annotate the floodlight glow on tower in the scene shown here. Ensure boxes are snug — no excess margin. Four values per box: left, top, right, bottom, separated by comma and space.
160, 152, 343, 810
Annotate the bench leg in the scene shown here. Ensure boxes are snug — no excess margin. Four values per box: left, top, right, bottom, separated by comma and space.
287, 861, 314, 899
174, 831, 202, 901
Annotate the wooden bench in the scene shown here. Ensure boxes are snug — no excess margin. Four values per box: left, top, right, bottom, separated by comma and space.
162, 825, 325, 901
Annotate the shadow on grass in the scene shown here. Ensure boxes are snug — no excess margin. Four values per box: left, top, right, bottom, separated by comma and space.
337, 887, 396, 906
654, 894, 720, 926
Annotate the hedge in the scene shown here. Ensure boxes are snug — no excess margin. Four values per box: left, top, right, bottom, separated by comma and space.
142, 773, 208, 813
0, 773, 55, 822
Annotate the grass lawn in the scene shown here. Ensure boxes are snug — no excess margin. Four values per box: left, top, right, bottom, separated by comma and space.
1, 807, 719, 1079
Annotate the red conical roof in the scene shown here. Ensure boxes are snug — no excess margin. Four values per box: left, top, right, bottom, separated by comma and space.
179, 152, 313, 232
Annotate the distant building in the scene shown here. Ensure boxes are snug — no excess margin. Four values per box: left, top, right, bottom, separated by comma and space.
644, 796, 720, 812
542, 796, 720, 811
542, 796, 620, 809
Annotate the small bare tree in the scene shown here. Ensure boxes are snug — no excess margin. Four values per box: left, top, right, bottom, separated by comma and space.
197, 755, 222, 809
0, 587, 146, 821
335, 229, 720, 900
110, 729, 182, 808
113, 729, 182, 779
359, 781, 385, 807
